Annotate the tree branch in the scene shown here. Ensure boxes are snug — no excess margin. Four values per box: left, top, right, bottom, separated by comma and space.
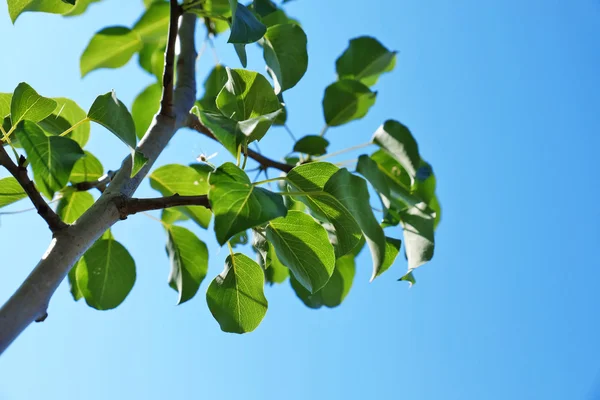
116, 194, 210, 218
71, 170, 116, 193
0, 146, 66, 232
0, 12, 198, 355
159, 0, 182, 118
187, 113, 293, 173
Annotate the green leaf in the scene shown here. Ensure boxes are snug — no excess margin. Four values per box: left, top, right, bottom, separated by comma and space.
15, 121, 84, 199
372, 120, 420, 179
161, 208, 189, 224
262, 23, 308, 94
68, 264, 83, 301
371, 149, 411, 192
197, 64, 228, 112
236, 109, 282, 143
265, 244, 289, 284
88, 91, 137, 149
138, 40, 165, 81
80, 27, 143, 77
132, 83, 161, 140
7, 0, 74, 22
75, 238, 136, 310
63, 0, 101, 17
379, 237, 401, 277
293, 135, 329, 156
233, 43, 248, 68
401, 204, 435, 270
253, 0, 277, 16
228, 1, 267, 44
336, 36, 397, 86
322, 79, 376, 127
0, 177, 26, 208
206, 253, 268, 333
261, 9, 299, 27
149, 164, 212, 229
208, 162, 287, 245
290, 254, 355, 309
229, 230, 249, 248
10, 83, 57, 126
196, 111, 242, 156
399, 270, 416, 287
166, 225, 209, 305
286, 162, 362, 257
56, 190, 94, 224
266, 211, 335, 293
356, 154, 392, 216
132, 1, 170, 43
216, 68, 281, 122
324, 168, 386, 281
38, 98, 90, 147
0, 93, 12, 118
131, 150, 148, 178
69, 151, 104, 184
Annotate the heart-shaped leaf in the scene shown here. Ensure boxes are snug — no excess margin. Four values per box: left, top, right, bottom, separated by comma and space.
10, 83, 57, 126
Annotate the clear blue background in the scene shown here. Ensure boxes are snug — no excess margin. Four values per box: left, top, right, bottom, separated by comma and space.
1, 1, 599, 399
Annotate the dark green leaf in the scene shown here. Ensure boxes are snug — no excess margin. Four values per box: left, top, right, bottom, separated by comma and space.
206, 253, 268, 333
324, 168, 386, 281
208, 162, 287, 245
10, 83, 57, 125
322, 79, 376, 127
336, 36, 397, 86
262, 23, 308, 93
293, 135, 329, 156
15, 121, 84, 199
196, 111, 242, 156
80, 27, 143, 77
0, 177, 26, 208
197, 64, 228, 112
88, 92, 137, 149
253, 0, 277, 16
132, 83, 161, 140
69, 151, 103, 184
261, 9, 299, 27
56, 190, 94, 224
149, 164, 212, 228
290, 254, 355, 309
38, 98, 90, 147
233, 43, 248, 68
75, 238, 136, 310
166, 225, 209, 305
228, 1, 267, 44
132, 1, 170, 43
286, 162, 362, 257
372, 120, 420, 179
266, 211, 335, 292
356, 154, 391, 216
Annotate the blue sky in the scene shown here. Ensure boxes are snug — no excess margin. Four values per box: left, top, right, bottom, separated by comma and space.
1, 0, 600, 399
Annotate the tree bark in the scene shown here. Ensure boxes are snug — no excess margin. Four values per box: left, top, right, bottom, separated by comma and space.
0, 13, 198, 355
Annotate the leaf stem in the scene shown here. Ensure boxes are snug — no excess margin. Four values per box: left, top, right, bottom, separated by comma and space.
227, 241, 235, 258
59, 117, 90, 137
253, 177, 287, 186
318, 124, 329, 137
284, 124, 296, 141
316, 141, 373, 161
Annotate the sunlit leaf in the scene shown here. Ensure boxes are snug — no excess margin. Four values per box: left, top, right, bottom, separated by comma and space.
0, 177, 26, 208
336, 36, 397, 86
80, 27, 143, 77
38, 98, 90, 147
56, 190, 94, 224
88, 92, 137, 148
10, 82, 57, 126
262, 23, 308, 93
132, 83, 161, 140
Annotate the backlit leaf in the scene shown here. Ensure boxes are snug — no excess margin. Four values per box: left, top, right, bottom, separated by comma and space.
88, 92, 137, 149
80, 27, 143, 77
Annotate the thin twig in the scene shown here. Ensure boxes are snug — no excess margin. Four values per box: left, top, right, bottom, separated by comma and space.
187, 113, 293, 173
116, 194, 210, 219
0, 147, 66, 232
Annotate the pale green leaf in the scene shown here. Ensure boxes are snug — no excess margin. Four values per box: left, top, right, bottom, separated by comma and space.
80, 27, 143, 77
56, 190, 94, 224
0, 177, 26, 208
38, 98, 90, 147
10, 83, 57, 126
132, 83, 161, 140
372, 120, 420, 179
132, 1, 170, 43
69, 151, 104, 185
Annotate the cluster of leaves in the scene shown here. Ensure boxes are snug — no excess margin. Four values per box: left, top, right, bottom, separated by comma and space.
1, 0, 440, 334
